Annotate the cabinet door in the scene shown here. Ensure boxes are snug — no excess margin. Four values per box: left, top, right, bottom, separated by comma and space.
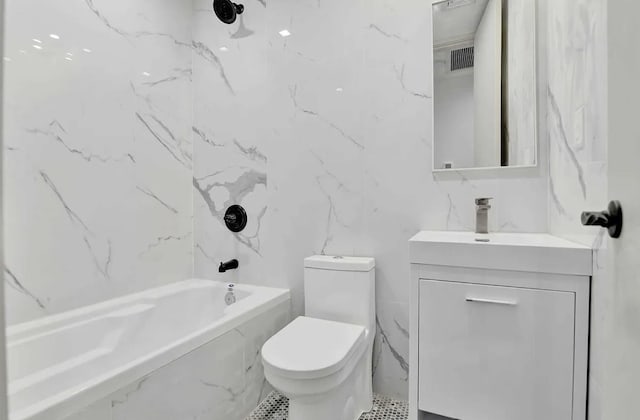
418, 280, 575, 420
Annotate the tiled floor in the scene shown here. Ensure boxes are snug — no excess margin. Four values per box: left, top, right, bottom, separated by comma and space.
246, 391, 409, 420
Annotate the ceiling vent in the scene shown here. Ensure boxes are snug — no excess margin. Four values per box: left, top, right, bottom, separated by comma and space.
450, 46, 474, 71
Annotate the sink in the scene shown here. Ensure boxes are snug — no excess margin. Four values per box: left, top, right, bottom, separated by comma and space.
409, 231, 592, 420
409, 231, 593, 276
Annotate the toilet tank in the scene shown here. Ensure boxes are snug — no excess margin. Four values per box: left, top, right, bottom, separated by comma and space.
304, 255, 375, 333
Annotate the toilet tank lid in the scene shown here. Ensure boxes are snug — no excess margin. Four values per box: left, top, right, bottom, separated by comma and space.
304, 255, 375, 272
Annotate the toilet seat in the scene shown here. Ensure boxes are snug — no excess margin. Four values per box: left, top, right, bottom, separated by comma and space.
262, 316, 366, 380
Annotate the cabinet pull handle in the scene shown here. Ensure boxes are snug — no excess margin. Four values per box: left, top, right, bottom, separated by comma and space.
465, 297, 517, 306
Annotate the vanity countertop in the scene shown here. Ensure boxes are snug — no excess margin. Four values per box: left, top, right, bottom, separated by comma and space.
409, 231, 593, 276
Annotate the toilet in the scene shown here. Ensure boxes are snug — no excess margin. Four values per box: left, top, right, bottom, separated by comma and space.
261, 255, 375, 420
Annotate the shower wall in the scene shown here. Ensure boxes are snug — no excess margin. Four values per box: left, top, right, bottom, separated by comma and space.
192, 0, 549, 398
3, 0, 194, 325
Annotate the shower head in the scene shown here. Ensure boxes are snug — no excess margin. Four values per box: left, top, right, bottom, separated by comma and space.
213, 0, 244, 24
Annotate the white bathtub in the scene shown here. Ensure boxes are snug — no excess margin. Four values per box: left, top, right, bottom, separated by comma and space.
6, 279, 290, 420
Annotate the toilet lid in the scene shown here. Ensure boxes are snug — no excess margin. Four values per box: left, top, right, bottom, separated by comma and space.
261, 316, 366, 380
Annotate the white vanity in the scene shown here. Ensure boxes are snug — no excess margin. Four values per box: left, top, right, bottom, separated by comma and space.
408, 231, 592, 420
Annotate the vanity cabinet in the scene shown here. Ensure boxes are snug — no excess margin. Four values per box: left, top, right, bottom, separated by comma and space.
419, 280, 575, 420
408, 232, 592, 420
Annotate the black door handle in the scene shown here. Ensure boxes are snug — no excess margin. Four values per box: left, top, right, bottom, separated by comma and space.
581, 200, 623, 238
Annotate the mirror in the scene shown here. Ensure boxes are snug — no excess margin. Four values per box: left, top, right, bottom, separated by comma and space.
432, 0, 537, 171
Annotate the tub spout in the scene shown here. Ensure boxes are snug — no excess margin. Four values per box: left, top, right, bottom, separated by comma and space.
219, 259, 239, 273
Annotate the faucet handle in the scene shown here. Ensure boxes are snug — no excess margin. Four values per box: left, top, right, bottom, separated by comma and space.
475, 197, 493, 207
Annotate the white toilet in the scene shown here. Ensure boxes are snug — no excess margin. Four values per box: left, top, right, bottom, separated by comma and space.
261, 255, 375, 420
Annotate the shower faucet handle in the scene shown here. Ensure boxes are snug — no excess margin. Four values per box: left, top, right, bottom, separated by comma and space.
224, 205, 247, 233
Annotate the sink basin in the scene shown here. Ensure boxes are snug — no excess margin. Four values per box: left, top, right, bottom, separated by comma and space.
409, 231, 592, 276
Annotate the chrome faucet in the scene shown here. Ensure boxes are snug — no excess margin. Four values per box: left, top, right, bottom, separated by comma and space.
475, 198, 493, 234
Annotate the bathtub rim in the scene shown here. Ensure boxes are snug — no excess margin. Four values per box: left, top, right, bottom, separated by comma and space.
7, 279, 266, 339
6, 279, 290, 420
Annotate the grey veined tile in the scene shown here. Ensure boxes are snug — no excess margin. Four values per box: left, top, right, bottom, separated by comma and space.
246, 392, 408, 420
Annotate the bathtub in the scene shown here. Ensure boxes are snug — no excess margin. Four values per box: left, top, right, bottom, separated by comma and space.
6, 279, 290, 420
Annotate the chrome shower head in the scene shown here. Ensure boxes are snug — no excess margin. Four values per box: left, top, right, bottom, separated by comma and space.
213, 0, 244, 24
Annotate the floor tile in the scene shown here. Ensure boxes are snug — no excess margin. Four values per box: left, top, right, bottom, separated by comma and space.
246, 391, 409, 420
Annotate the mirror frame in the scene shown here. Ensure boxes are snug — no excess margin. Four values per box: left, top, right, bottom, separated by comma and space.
430, 0, 539, 174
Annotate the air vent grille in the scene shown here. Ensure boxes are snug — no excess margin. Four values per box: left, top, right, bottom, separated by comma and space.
451, 46, 474, 71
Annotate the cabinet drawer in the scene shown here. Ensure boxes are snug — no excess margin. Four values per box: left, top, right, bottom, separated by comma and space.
418, 280, 575, 420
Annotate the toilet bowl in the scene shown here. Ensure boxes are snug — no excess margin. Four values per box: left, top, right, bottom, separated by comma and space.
261, 256, 375, 420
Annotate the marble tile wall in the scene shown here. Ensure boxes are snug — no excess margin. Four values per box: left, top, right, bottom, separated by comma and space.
3, 0, 552, 401
545, 0, 608, 418
3, 0, 194, 325
191, 0, 269, 292
192, 0, 549, 399
63, 301, 290, 420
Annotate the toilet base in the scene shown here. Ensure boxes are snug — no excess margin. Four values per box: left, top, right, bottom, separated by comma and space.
286, 349, 373, 420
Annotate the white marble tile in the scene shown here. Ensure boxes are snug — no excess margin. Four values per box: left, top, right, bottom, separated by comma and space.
236, 300, 291, 412
3, 0, 194, 325
192, 0, 269, 288
546, 0, 607, 242
373, 301, 410, 400
544, 1, 607, 419
110, 329, 246, 420
4, 0, 553, 403
192, 0, 549, 400
60, 301, 290, 420
63, 399, 111, 420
